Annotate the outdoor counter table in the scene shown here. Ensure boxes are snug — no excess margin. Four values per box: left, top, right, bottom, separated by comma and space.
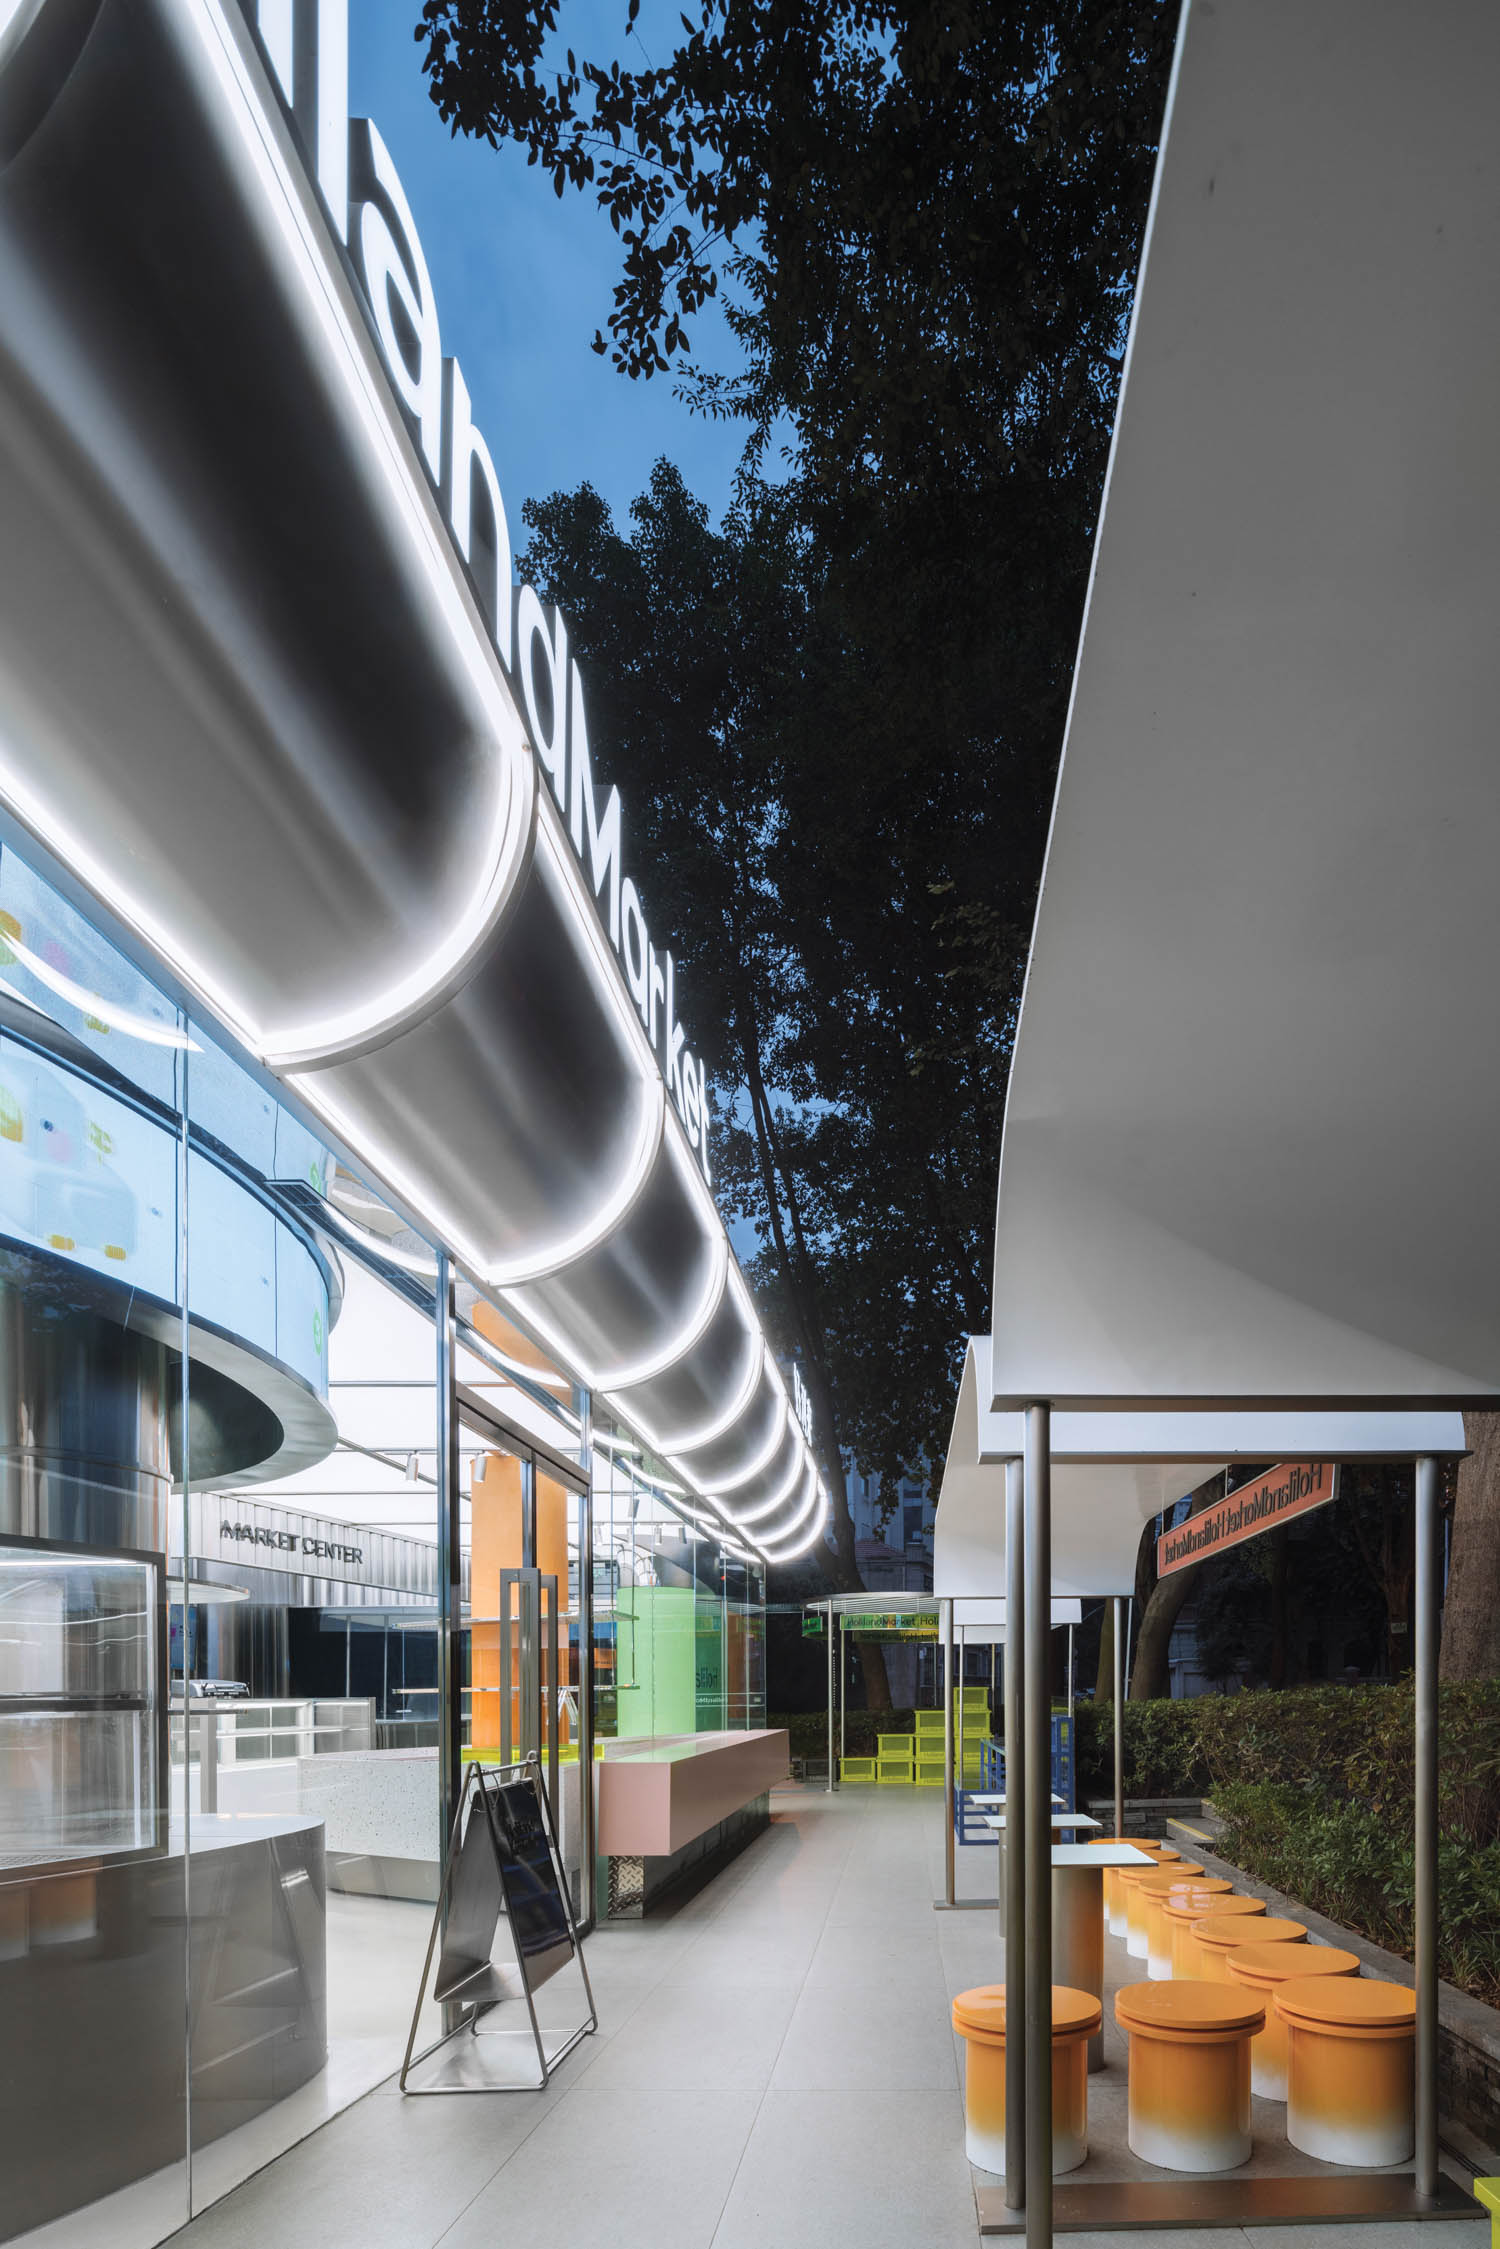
982, 1810, 1101, 1831
596, 1730, 790, 1912
988, 1841, 1153, 2071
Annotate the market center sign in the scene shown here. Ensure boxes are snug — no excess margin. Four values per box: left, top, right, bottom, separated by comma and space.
241, 0, 712, 1178
1156, 1461, 1339, 1578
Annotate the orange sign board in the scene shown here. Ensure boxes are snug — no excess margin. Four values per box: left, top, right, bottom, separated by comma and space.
1156, 1461, 1339, 1578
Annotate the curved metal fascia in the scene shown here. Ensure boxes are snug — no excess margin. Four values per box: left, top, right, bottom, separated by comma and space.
286, 1072, 493, 1277
703, 1405, 797, 1511
655, 1295, 764, 1457
0, 0, 539, 1073
589, 1149, 730, 1392
719, 1439, 809, 1529
264, 744, 536, 1072
753, 1464, 826, 1557
490, 1075, 665, 1293
754, 1484, 832, 1563
740, 1453, 819, 1542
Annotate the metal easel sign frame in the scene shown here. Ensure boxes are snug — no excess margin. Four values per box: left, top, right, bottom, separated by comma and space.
400, 1752, 597, 2095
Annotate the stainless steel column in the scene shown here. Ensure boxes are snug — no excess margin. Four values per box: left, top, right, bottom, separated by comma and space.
826, 1599, 836, 1792
1004, 1456, 1026, 2210
1024, 1406, 1052, 2249
577, 1388, 596, 1934
943, 1596, 956, 1906
1112, 1594, 1125, 1839
435, 1255, 462, 1869
1414, 1455, 1440, 2198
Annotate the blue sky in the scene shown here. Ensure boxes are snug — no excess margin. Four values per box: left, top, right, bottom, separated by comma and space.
349, 4, 747, 542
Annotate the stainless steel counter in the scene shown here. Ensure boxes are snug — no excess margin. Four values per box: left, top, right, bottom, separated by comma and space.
0, 1813, 326, 2242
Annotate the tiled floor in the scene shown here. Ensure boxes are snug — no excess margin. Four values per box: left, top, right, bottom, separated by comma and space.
159, 1786, 1488, 2249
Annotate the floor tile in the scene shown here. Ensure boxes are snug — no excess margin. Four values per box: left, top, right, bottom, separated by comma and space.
663, 1920, 822, 1988
571, 1975, 800, 2091
709, 2087, 977, 2249
804, 1918, 944, 1989
167, 2078, 558, 2249
438, 2089, 758, 2249
1058, 2233, 1251, 2249
772, 1978, 959, 2090
1242, 2227, 1488, 2249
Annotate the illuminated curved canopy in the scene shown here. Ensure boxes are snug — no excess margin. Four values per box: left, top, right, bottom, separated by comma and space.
988, 0, 1500, 1413
0, 0, 826, 1558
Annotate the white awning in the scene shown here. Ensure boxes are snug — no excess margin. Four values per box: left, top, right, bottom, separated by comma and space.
937, 1339, 1466, 1598
988, 0, 1500, 1411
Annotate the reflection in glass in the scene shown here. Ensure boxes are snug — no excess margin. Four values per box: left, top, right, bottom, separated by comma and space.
0, 1550, 161, 1855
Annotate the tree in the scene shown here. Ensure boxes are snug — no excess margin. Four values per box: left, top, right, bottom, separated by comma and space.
1128, 1474, 1223, 1700
1441, 1413, 1500, 1680
517, 463, 902, 1700
422, 0, 1175, 1666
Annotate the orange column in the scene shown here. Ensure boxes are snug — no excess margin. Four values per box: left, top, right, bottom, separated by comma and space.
470, 1450, 524, 1756
470, 1454, 572, 1754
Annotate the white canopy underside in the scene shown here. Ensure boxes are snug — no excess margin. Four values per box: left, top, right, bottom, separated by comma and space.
937, 1340, 1466, 1598
989, 0, 1500, 1411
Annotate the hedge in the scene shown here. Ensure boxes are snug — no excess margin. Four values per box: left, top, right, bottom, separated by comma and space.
1071, 1681, 1500, 2008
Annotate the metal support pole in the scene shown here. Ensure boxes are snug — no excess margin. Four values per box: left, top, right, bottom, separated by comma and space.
577, 1390, 596, 1934
826, 1599, 836, 1791
1112, 1594, 1125, 1838
1066, 1622, 1074, 1721
1004, 1457, 1026, 2210
1023, 1406, 1052, 2249
1414, 1456, 1440, 2198
435, 1255, 463, 1873
839, 1612, 846, 1765
942, 1596, 957, 1906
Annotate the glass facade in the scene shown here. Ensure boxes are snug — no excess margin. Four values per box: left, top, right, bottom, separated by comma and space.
0, 835, 766, 2246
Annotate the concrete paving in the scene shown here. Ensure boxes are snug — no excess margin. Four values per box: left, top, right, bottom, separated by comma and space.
142, 1785, 1486, 2249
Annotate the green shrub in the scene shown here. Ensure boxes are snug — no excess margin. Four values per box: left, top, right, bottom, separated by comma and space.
1212, 1780, 1500, 2009
1070, 1679, 1500, 2007
1074, 1680, 1500, 1844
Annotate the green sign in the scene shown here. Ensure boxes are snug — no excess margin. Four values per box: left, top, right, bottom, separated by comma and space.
802, 1613, 825, 1638
841, 1611, 938, 1638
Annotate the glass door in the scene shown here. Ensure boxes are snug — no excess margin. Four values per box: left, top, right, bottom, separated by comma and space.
458, 1401, 592, 1925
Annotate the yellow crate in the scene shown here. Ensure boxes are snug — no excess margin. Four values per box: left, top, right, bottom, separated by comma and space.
839, 1755, 876, 1783
914, 1754, 946, 1787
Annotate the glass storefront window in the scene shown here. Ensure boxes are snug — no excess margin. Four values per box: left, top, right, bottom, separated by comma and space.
0, 834, 768, 2245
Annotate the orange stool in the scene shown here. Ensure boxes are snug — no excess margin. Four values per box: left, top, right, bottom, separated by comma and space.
1116, 1980, 1264, 2171
1195, 1911, 1304, 1981
1117, 1858, 1176, 1954
952, 1984, 1102, 2175
1167, 1891, 1264, 1974
1277, 1978, 1416, 2165
1130, 1864, 1203, 1967
1150, 1878, 1232, 1979
1089, 1839, 1165, 1935
1119, 1853, 1205, 1961
1226, 1943, 1361, 2100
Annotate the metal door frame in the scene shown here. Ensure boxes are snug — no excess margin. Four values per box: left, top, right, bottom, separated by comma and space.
440, 1371, 596, 1933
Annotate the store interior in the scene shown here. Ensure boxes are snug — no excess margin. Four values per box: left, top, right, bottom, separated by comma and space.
0, 833, 766, 2247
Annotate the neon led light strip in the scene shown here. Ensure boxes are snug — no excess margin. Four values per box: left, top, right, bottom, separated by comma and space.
718, 1431, 805, 1524
676, 1394, 787, 1499
752, 1461, 821, 1547
755, 1472, 829, 1559
654, 1303, 763, 1455
0, 0, 534, 1072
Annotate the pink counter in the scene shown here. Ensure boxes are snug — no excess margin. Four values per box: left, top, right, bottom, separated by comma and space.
596, 1730, 791, 1857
